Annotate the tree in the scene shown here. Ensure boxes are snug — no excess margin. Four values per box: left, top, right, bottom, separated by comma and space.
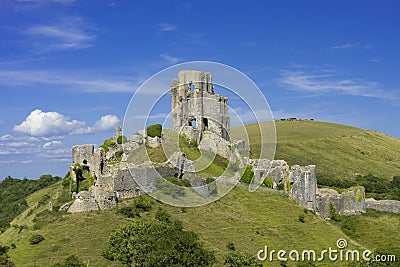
103, 220, 215, 266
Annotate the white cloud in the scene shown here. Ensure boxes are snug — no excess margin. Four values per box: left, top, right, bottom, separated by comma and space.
13, 109, 121, 137
13, 109, 92, 136
93, 115, 120, 131
160, 54, 181, 64
330, 43, 360, 49
42, 140, 62, 149
0, 70, 136, 93
21, 160, 33, 164
158, 23, 176, 32
24, 17, 95, 52
280, 70, 397, 100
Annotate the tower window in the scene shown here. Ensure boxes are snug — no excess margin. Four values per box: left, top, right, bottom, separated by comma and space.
189, 119, 197, 129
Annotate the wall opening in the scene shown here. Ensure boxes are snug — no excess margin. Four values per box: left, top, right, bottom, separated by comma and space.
202, 118, 208, 131
190, 82, 195, 91
189, 119, 197, 129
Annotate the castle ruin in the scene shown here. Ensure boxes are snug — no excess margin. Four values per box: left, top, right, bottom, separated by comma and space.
170, 70, 230, 143
65, 69, 399, 218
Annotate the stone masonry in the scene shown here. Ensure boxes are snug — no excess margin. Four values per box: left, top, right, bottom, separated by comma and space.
170, 70, 230, 143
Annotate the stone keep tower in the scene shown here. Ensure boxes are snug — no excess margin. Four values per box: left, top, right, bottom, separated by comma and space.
170, 70, 230, 142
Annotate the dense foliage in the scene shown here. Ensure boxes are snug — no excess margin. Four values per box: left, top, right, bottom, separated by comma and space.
117, 135, 127, 144
103, 220, 215, 266
0, 174, 61, 231
224, 252, 262, 267
51, 255, 86, 267
146, 124, 162, 138
0, 244, 15, 267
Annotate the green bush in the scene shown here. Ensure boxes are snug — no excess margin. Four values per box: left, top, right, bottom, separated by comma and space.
133, 196, 152, 212
224, 252, 262, 267
63, 255, 86, 267
29, 234, 45, 245
103, 220, 215, 266
276, 183, 285, 191
117, 135, 127, 144
329, 203, 341, 222
298, 214, 305, 223
263, 177, 273, 188
114, 149, 124, 161
155, 207, 171, 223
117, 206, 140, 218
146, 124, 162, 138
240, 165, 254, 184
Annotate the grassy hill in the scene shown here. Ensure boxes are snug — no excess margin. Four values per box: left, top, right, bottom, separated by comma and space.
1, 120, 400, 266
0, 181, 399, 266
232, 120, 400, 183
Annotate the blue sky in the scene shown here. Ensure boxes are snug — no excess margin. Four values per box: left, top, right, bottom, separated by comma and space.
0, 0, 399, 179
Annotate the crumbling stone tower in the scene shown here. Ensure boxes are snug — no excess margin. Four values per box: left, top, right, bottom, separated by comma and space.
170, 70, 230, 142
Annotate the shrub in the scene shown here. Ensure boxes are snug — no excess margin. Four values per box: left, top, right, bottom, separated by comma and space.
103, 220, 215, 266
133, 196, 152, 212
155, 208, 171, 223
341, 217, 356, 236
0, 244, 9, 255
146, 124, 162, 138
276, 183, 285, 191
240, 165, 254, 184
63, 255, 86, 267
117, 206, 140, 218
329, 203, 341, 222
114, 149, 124, 161
263, 177, 273, 188
29, 234, 45, 245
298, 214, 305, 223
224, 252, 262, 267
117, 135, 127, 144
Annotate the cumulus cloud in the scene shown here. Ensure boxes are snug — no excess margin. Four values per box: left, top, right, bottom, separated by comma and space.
13, 109, 91, 136
93, 114, 120, 131
13, 109, 120, 137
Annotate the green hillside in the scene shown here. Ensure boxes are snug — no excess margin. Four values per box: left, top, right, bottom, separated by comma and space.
1, 120, 400, 266
232, 120, 400, 184
1, 181, 399, 266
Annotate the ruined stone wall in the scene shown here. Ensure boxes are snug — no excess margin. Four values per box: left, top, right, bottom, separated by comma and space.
170, 70, 230, 142
365, 198, 400, 213
72, 144, 94, 166
289, 165, 317, 210
316, 187, 365, 218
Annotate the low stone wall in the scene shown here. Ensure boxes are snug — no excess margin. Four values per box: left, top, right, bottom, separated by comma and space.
315, 187, 365, 219
365, 198, 400, 213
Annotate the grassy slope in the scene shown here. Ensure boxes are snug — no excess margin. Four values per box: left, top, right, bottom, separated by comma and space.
1, 120, 400, 266
1, 182, 400, 266
231, 120, 400, 181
